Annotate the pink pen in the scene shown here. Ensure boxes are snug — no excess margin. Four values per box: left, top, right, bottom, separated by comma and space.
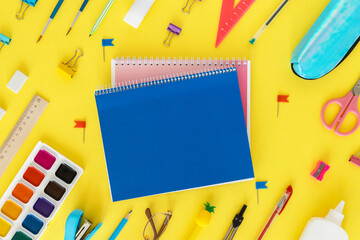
257, 186, 293, 240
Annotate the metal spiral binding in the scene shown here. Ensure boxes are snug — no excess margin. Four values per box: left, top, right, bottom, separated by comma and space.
95, 67, 236, 96
114, 57, 247, 67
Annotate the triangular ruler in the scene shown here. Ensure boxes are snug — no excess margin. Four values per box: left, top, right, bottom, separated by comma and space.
216, 0, 256, 48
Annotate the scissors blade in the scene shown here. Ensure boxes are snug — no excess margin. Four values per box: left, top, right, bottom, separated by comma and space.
351, 78, 360, 96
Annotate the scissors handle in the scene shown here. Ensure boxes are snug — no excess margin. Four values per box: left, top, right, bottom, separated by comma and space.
321, 92, 360, 136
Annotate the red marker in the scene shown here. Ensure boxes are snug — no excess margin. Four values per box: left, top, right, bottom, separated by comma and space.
257, 186, 293, 240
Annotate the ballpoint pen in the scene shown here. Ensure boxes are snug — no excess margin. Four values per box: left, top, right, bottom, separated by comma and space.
67, 0, 89, 35
250, 0, 290, 44
37, 0, 64, 42
257, 185, 293, 240
89, 0, 115, 37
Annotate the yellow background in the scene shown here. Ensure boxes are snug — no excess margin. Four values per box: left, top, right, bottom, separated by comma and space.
1, 0, 360, 239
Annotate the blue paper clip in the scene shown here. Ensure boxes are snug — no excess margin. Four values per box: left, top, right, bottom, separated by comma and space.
0, 33, 11, 51
16, 0, 38, 20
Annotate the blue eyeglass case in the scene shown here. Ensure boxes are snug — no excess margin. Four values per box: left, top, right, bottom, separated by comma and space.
291, 0, 360, 80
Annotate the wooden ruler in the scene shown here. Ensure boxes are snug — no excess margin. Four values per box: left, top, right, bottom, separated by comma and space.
216, 0, 256, 48
0, 95, 48, 177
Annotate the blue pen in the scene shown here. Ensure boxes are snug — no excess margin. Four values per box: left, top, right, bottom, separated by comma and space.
109, 211, 132, 240
66, 0, 89, 35
37, 0, 64, 42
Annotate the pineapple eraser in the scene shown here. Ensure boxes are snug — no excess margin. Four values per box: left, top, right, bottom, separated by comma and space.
7, 70, 28, 94
0, 107, 6, 120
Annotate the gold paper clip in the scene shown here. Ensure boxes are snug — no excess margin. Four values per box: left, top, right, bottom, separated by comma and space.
16, 0, 38, 20
182, 0, 201, 14
58, 49, 83, 78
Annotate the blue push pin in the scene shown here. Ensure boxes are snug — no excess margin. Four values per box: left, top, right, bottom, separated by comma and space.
0, 33, 11, 51
16, 0, 38, 20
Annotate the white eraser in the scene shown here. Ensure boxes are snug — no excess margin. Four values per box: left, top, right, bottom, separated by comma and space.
0, 108, 6, 120
7, 70, 28, 94
123, 0, 155, 29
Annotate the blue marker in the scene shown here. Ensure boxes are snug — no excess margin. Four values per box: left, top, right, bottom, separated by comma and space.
109, 210, 132, 240
67, 0, 89, 35
0, 33, 11, 51
37, 0, 64, 42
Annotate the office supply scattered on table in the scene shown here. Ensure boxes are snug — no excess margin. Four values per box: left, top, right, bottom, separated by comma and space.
163, 24, 182, 47
37, 0, 64, 42
0, 33, 11, 51
223, 205, 247, 240
102, 39, 114, 62
291, 0, 360, 80
311, 161, 330, 181
67, 0, 89, 35
89, 0, 115, 37
249, 0, 289, 44
321, 77, 360, 136
65, 209, 102, 240
16, 0, 38, 20
349, 152, 360, 167
216, 0, 256, 48
7, 70, 28, 94
257, 185, 293, 240
74, 121, 86, 144
299, 201, 348, 240
111, 57, 251, 135
123, 0, 155, 29
0, 108, 5, 121
277, 95, 289, 117
0, 95, 48, 178
95, 67, 254, 201
256, 181, 268, 205
189, 202, 215, 240
182, 0, 202, 14
109, 211, 132, 240
58, 49, 84, 78
0, 142, 83, 239
143, 208, 172, 240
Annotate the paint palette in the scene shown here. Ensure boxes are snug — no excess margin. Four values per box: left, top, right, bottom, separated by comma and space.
0, 142, 83, 239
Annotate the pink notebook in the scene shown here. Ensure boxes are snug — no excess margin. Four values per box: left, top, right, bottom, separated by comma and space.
111, 57, 251, 136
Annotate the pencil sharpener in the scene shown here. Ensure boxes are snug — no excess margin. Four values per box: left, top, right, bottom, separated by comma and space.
58, 62, 76, 78
311, 161, 330, 181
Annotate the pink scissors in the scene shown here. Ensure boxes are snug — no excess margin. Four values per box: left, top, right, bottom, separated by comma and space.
321, 78, 360, 136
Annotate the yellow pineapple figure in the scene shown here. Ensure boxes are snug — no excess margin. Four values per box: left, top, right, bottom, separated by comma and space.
189, 202, 216, 239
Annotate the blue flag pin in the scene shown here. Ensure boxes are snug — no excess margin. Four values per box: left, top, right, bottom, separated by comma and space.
256, 181, 268, 205
102, 39, 114, 62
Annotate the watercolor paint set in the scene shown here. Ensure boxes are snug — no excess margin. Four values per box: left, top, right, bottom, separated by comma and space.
0, 142, 83, 239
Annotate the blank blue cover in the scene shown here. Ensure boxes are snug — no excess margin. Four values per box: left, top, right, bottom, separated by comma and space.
95, 68, 254, 202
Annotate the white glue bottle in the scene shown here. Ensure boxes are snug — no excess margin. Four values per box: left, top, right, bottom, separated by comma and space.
299, 201, 349, 240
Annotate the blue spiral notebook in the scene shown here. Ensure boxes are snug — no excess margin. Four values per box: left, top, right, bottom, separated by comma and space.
95, 68, 254, 202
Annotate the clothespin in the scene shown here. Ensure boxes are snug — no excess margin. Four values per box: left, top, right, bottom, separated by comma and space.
16, 0, 38, 20
277, 95, 289, 117
163, 23, 182, 47
255, 181, 268, 205
102, 39, 114, 62
349, 152, 360, 167
74, 121, 86, 143
182, 0, 202, 14
58, 49, 83, 78
0, 33, 11, 51
311, 161, 330, 181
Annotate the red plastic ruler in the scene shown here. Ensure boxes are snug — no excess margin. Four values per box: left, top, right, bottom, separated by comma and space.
216, 0, 256, 48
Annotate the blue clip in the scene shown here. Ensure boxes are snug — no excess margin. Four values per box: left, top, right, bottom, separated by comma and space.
0, 33, 11, 51
16, 0, 38, 20
65, 209, 102, 240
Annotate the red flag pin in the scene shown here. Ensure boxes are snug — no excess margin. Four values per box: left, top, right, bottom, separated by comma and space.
74, 121, 86, 143
277, 95, 289, 117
